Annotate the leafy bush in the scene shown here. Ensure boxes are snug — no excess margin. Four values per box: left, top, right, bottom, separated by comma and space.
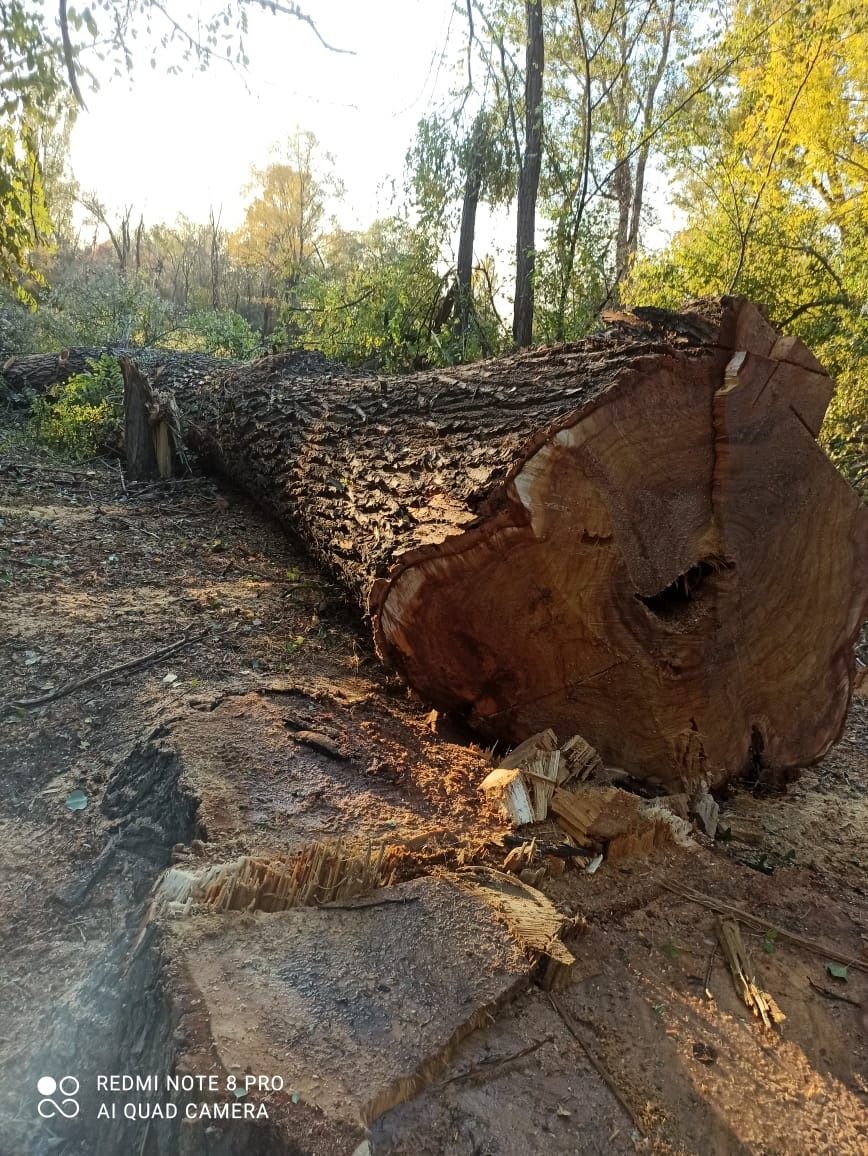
31, 266, 174, 349
286, 218, 508, 370
30, 355, 122, 460
164, 309, 264, 359
0, 285, 43, 354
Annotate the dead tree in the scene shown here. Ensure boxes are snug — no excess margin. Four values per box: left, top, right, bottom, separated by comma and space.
120, 358, 184, 482
1, 348, 231, 402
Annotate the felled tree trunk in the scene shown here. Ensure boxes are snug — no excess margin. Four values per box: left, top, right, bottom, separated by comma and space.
10, 299, 866, 790
1, 347, 232, 402
177, 298, 867, 790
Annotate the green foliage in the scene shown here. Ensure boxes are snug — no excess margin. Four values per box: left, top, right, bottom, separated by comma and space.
287, 218, 507, 370
0, 128, 52, 302
168, 309, 264, 359
817, 322, 868, 494
1, 2, 65, 297
625, 0, 868, 491
39, 266, 173, 348
407, 110, 514, 232
0, 283, 43, 353
30, 355, 122, 461
534, 207, 613, 342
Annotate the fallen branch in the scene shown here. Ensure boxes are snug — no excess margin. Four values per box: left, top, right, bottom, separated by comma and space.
0, 460, 104, 478
3, 627, 211, 711
663, 882, 868, 974
319, 896, 420, 911
549, 995, 646, 1135
807, 977, 862, 1008
442, 1036, 552, 1086
703, 943, 719, 1000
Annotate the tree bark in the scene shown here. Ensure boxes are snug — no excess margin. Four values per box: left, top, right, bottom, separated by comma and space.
513, 0, 544, 348
7, 300, 867, 792
456, 121, 484, 349
120, 357, 185, 482
1, 347, 232, 402
176, 298, 866, 790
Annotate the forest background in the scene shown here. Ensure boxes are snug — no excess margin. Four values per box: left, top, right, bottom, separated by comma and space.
2, 0, 865, 488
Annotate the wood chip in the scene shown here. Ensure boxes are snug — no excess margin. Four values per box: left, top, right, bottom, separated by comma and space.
454, 865, 575, 990
498, 729, 558, 770
559, 734, 603, 784
691, 781, 720, 839
480, 766, 536, 826
550, 784, 675, 860
291, 730, 346, 759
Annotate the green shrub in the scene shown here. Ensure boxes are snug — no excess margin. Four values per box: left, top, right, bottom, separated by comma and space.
33, 267, 174, 349
165, 309, 264, 359
30, 354, 122, 460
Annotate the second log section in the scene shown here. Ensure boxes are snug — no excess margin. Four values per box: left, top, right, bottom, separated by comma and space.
176, 297, 865, 790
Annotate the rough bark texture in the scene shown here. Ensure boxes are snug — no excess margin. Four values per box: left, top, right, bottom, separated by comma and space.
120, 358, 185, 482
9, 299, 867, 791
175, 297, 867, 791
1, 347, 232, 401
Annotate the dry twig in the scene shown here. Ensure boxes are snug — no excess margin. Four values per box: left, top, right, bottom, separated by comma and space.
807, 977, 862, 1008
442, 1036, 552, 1086
663, 882, 868, 974
549, 995, 646, 1135
3, 627, 210, 711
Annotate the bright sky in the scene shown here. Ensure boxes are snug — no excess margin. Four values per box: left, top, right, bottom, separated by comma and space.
70, 0, 460, 232
67, 0, 682, 256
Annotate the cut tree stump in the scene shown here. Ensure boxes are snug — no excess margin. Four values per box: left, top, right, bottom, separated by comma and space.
12, 298, 868, 789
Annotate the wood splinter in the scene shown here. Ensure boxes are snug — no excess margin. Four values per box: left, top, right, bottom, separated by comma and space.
715, 917, 785, 1028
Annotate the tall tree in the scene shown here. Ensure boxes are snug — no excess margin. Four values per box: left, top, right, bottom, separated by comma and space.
0, 1, 64, 297
513, 0, 544, 346
230, 133, 338, 336
626, 0, 868, 488
407, 108, 511, 355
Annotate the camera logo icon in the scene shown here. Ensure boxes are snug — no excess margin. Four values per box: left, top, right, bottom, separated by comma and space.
37, 1076, 80, 1119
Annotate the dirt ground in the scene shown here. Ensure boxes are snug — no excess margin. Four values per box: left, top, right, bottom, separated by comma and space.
1, 431, 866, 1156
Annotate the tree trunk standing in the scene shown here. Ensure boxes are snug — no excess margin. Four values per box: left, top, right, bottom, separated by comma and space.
456, 120, 484, 351
173, 299, 867, 792
613, 159, 632, 302
513, 0, 544, 348
610, 0, 676, 297
209, 207, 222, 311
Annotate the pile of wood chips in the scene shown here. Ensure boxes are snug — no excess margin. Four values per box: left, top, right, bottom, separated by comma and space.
480, 730, 694, 868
